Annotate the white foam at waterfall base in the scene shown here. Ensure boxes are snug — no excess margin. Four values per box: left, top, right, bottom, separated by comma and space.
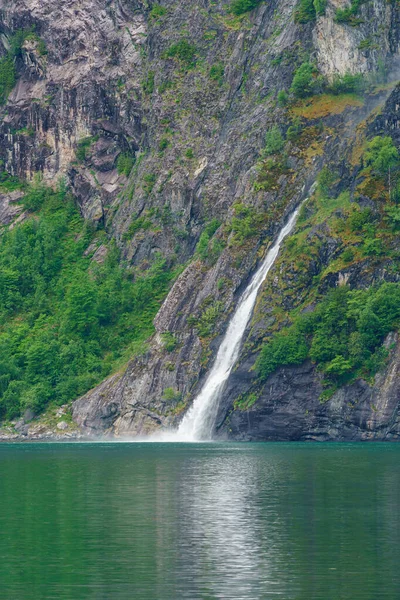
153, 206, 302, 443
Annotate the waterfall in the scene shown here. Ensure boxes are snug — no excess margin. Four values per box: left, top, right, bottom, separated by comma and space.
173, 206, 302, 442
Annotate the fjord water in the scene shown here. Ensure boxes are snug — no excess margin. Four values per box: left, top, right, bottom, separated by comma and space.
1, 443, 400, 600
177, 208, 301, 441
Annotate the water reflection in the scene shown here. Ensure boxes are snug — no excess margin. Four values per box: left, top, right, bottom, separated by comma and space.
177, 454, 269, 599
0, 443, 399, 600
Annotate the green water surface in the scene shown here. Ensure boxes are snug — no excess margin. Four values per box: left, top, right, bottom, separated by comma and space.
0, 442, 399, 599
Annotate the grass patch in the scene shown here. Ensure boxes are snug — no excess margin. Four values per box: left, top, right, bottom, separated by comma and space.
291, 93, 364, 119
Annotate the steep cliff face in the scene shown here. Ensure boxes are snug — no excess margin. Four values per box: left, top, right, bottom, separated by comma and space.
0, 0, 146, 220
1, 0, 400, 440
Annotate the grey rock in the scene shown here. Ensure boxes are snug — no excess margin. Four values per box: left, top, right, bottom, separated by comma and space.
23, 409, 35, 423
56, 421, 69, 431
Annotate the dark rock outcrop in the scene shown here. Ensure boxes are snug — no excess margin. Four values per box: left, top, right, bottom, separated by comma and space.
216, 334, 400, 441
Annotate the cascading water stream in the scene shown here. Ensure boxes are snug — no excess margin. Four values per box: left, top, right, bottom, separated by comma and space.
171, 206, 303, 442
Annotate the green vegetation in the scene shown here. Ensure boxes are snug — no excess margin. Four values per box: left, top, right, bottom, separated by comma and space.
76, 137, 97, 162
25, 32, 47, 56
0, 182, 178, 419
230, 203, 264, 245
162, 387, 182, 402
286, 117, 303, 141
291, 93, 364, 119
185, 148, 194, 159
255, 133, 400, 397
124, 212, 154, 240
0, 28, 47, 104
277, 90, 288, 106
264, 126, 285, 156
364, 136, 399, 176
0, 170, 25, 192
316, 166, 336, 195
162, 332, 179, 352
196, 219, 223, 262
0, 56, 16, 105
149, 4, 167, 20
256, 283, 400, 392
190, 300, 225, 338
209, 63, 224, 86
313, 0, 327, 15
142, 71, 155, 95
234, 392, 259, 410
254, 157, 290, 192
327, 73, 364, 95
143, 173, 156, 195
294, 0, 326, 23
117, 152, 135, 177
335, 0, 366, 25
290, 65, 366, 102
294, 0, 315, 23
163, 40, 197, 68
229, 0, 264, 16
290, 62, 324, 99
358, 38, 378, 51
159, 138, 170, 152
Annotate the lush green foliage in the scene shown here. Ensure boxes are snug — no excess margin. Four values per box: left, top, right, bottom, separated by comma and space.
0, 29, 47, 105
294, 0, 326, 24
190, 301, 225, 338
209, 63, 225, 85
256, 328, 309, 378
230, 203, 264, 245
0, 183, 177, 419
25, 32, 47, 56
290, 66, 364, 101
335, 0, 365, 25
286, 117, 303, 141
294, 0, 316, 23
229, 0, 263, 16
197, 219, 223, 261
149, 5, 167, 19
163, 40, 197, 68
313, 0, 327, 15
316, 166, 337, 196
277, 90, 288, 107
161, 332, 179, 352
327, 73, 364, 95
364, 136, 399, 176
117, 152, 135, 177
142, 71, 155, 95
290, 62, 323, 99
162, 387, 182, 402
257, 283, 400, 388
76, 137, 97, 162
0, 56, 16, 105
0, 170, 25, 192
264, 126, 285, 156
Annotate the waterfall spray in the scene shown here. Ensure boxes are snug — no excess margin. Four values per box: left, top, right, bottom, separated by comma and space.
172, 206, 302, 442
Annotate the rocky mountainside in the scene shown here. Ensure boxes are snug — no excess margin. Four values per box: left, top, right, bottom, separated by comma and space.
1, 0, 400, 440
